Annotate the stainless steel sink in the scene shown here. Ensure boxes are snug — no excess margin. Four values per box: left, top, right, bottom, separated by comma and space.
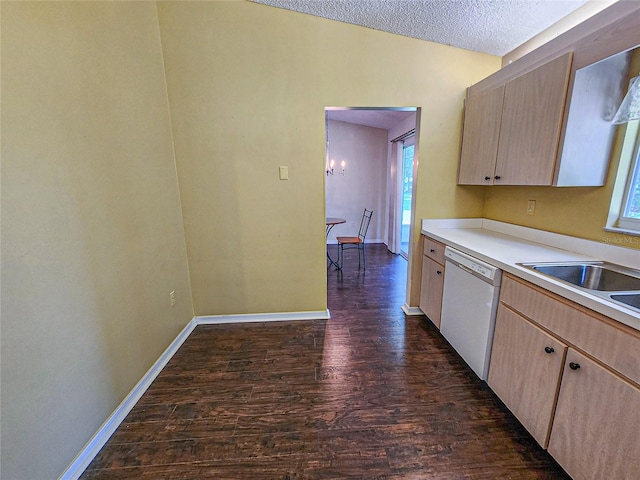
518, 261, 640, 314
609, 293, 640, 310
528, 263, 640, 291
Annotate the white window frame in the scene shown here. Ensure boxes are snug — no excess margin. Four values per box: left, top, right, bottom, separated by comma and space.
616, 121, 640, 232
604, 120, 640, 236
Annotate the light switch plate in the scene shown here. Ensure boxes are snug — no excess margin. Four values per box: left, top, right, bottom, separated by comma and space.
527, 200, 536, 215
279, 166, 289, 180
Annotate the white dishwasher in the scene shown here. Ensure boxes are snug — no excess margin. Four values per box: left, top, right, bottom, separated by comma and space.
440, 246, 502, 381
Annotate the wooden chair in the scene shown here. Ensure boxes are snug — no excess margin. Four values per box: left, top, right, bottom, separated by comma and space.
336, 209, 373, 270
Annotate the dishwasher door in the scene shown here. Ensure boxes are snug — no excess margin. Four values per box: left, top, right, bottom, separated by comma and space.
440, 248, 502, 381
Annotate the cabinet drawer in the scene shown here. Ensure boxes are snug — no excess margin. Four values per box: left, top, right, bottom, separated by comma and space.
500, 274, 640, 386
423, 238, 445, 265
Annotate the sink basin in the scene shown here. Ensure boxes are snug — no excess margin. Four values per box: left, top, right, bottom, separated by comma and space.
530, 263, 640, 291
610, 293, 640, 310
518, 261, 640, 315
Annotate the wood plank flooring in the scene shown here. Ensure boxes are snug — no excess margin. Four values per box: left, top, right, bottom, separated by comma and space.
81, 244, 569, 479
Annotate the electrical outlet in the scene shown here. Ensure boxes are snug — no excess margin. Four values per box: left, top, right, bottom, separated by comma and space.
169, 290, 176, 307
526, 200, 536, 216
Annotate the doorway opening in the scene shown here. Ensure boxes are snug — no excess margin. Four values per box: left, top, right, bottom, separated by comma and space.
324, 106, 419, 269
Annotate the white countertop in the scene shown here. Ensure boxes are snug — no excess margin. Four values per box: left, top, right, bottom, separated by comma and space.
421, 218, 640, 332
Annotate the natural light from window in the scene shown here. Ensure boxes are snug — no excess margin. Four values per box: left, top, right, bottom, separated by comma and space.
609, 119, 640, 234
620, 146, 640, 221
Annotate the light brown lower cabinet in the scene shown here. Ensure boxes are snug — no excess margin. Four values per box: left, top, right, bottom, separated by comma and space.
419, 256, 444, 328
489, 274, 640, 480
419, 238, 446, 329
547, 349, 640, 480
488, 305, 567, 447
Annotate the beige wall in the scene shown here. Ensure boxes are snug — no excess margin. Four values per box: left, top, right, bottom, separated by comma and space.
156, 0, 499, 314
2, 2, 636, 477
1, 3, 194, 479
1, 1, 500, 477
482, 143, 640, 248
325, 120, 388, 244
484, 184, 622, 240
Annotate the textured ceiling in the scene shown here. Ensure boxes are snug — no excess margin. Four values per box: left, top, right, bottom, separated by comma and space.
250, 0, 589, 56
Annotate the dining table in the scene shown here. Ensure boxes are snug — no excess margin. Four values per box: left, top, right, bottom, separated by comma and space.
326, 217, 346, 268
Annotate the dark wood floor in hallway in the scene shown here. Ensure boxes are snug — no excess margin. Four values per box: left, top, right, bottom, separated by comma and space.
81, 244, 569, 479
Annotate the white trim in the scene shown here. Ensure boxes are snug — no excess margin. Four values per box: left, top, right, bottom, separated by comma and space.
617, 218, 640, 232
604, 225, 640, 237
402, 304, 424, 316
195, 310, 330, 324
617, 119, 640, 230
59, 319, 198, 480
325, 106, 417, 112
606, 119, 640, 233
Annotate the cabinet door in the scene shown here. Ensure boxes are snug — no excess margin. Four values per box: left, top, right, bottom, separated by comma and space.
458, 85, 505, 185
419, 256, 444, 328
495, 52, 572, 185
548, 350, 640, 480
488, 305, 567, 447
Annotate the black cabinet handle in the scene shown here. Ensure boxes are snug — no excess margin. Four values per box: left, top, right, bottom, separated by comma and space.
544, 346, 555, 354
569, 362, 581, 370
430, 249, 435, 253
494, 175, 501, 180
484, 176, 491, 181
436, 270, 442, 275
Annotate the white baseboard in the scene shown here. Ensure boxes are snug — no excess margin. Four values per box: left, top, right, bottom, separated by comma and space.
59, 309, 331, 479
195, 309, 330, 324
402, 304, 424, 316
59, 318, 198, 480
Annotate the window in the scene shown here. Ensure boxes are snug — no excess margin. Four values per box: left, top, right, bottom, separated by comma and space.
610, 119, 640, 234
619, 141, 640, 230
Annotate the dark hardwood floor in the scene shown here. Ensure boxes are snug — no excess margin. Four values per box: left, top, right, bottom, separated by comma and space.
81, 244, 569, 479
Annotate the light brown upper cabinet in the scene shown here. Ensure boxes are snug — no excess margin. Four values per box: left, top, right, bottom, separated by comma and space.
495, 53, 572, 185
458, 53, 572, 185
458, 86, 504, 185
459, 2, 640, 187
